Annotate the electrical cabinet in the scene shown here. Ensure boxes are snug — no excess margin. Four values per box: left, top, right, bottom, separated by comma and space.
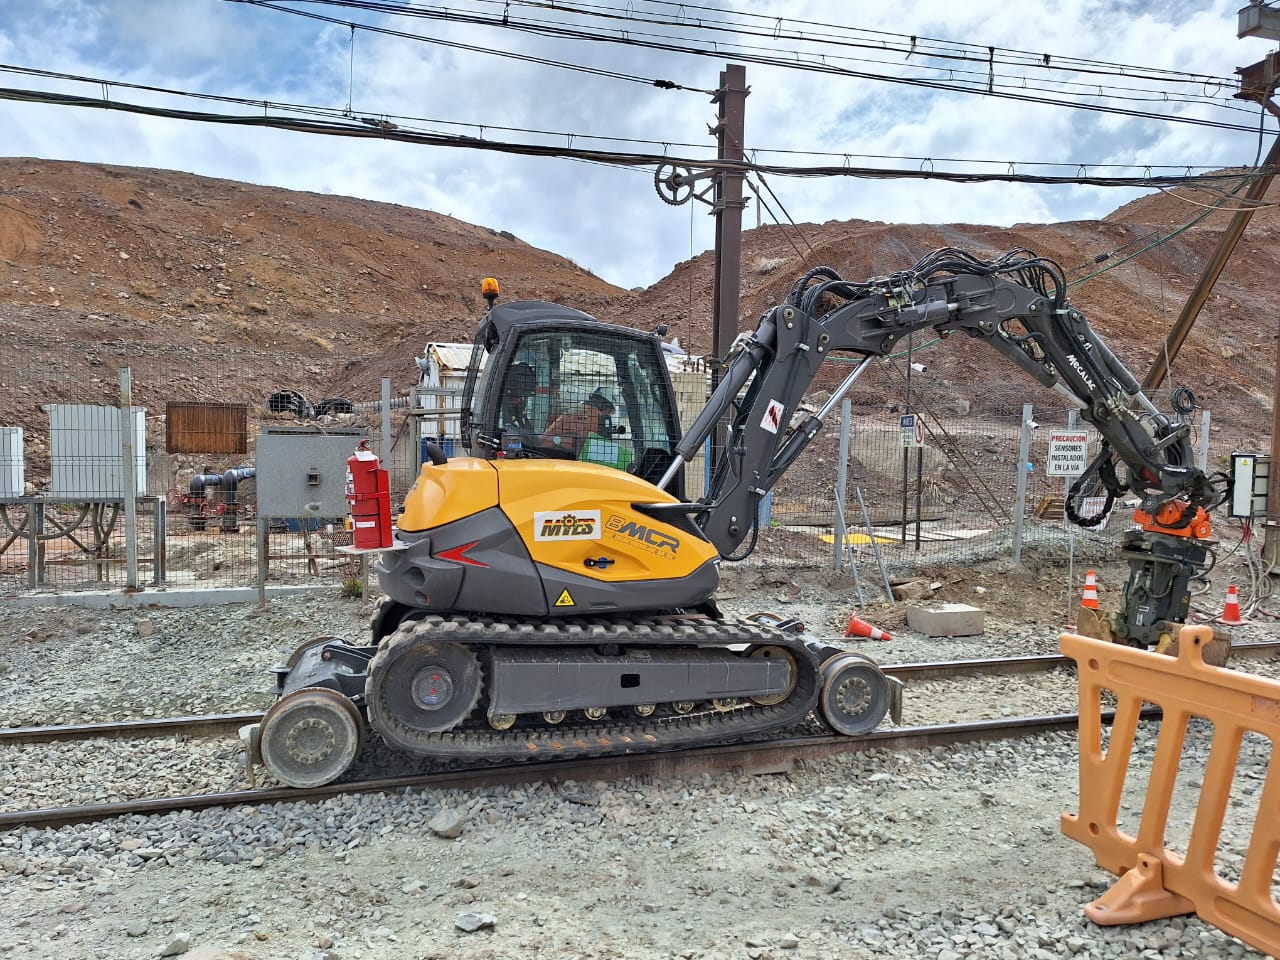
1229, 452, 1270, 518
0, 427, 22, 498
46, 405, 146, 499
256, 427, 367, 519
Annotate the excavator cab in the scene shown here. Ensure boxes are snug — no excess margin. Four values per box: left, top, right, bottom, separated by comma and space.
460, 300, 688, 497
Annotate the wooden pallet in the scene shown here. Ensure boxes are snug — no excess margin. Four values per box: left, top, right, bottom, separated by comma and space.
1035, 495, 1065, 520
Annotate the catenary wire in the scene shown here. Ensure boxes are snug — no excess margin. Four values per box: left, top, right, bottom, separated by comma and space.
4, 74, 1275, 190
233, 0, 1276, 134
276, 0, 1243, 91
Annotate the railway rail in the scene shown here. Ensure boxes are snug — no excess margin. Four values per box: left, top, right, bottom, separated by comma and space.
3, 639, 1276, 748
1, 640, 1273, 831
0, 710, 1140, 831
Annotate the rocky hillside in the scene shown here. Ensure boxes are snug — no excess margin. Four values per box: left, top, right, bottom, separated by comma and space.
1, 158, 1276, 463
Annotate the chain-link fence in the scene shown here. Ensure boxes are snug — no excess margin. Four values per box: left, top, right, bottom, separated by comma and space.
0, 346, 1263, 597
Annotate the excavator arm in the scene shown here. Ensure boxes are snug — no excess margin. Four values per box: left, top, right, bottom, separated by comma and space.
658, 248, 1226, 648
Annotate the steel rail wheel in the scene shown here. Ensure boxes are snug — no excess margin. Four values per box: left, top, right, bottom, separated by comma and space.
259, 687, 364, 788
819, 654, 891, 736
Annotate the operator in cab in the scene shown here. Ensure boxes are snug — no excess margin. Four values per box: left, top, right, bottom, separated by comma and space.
500, 362, 536, 432
541, 386, 616, 457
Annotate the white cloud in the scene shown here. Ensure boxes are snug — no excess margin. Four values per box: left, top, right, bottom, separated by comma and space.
0, 0, 1271, 289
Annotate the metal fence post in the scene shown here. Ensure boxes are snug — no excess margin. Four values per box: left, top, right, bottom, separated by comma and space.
119, 367, 139, 589
381, 377, 392, 457
1012, 403, 1034, 565
256, 513, 268, 608
26, 498, 42, 589
1198, 409, 1211, 473
834, 398, 851, 570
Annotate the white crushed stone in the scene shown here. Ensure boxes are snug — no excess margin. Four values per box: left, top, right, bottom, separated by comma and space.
1, 563, 1276, 960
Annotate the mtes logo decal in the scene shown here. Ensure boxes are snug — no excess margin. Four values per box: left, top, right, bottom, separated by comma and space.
534, 510, 601, 541
605, 514, 680, 556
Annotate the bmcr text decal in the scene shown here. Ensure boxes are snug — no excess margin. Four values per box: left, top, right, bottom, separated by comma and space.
605, 514, 680, 556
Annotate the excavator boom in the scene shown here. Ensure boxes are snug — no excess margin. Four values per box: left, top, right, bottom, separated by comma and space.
663, 248, 1225, 646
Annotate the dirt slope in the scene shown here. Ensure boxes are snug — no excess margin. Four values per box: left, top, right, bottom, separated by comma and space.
1, 158, 1276, 460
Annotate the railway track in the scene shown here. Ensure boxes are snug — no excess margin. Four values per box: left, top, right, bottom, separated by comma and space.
1, 640, 1272, 830
3, 638, 1276, 748
0, 709, 1141, 830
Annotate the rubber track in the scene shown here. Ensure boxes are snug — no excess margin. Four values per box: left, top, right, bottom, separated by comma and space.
366, 615, 822, 761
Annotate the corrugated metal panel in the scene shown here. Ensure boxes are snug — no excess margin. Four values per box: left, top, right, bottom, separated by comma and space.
166, 402, 249, 455
427, 343, 476, 371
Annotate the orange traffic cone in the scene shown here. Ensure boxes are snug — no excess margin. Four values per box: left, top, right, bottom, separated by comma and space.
1219, 583, 1245, 625
845, 614, 892, 641
1080, 570, 1100, 611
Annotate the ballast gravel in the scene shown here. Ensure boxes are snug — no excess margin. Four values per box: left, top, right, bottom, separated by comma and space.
1, 560, 1277, 960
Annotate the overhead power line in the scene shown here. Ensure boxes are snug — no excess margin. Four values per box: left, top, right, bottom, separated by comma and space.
505, 0, 1240, 86
278, 0, 1241, 89
235, 0, 1272, 133
0, 64, 1246, 177
3, 80, 1275, 191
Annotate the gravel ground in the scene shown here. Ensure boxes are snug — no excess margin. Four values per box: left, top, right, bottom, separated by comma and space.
2, 559, 1278, 960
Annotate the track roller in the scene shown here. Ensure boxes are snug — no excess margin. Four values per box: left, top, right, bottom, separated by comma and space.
749, 645, 797, 706
259, 687, 364, 788
819, 653, 891, 736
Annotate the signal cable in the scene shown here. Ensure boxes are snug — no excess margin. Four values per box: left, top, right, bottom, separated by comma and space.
7, 80, 1277, 191
0, 63, 1262, 178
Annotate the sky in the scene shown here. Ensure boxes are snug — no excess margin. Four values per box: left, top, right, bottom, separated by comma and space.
0, 0, 1276, 291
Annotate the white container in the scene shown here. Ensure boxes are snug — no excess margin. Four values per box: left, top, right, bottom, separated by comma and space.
46, 404, 146, 499
0, 427, 22, 498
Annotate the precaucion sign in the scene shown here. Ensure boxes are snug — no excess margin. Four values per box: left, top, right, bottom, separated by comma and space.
1047, 431, 1089, 476
899, 414, 924, 448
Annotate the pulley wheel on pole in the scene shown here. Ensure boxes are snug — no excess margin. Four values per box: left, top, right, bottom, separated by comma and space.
654, 162, 695, 206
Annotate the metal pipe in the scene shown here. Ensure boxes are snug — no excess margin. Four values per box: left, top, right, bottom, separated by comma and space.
1012, 404, 1034, 565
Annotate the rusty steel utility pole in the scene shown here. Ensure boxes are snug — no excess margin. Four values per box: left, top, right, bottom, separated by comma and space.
1234, 5, 1280, 562
710, 64, 749, 367
709, 64, 749, 465
1142, 53, 1279, 395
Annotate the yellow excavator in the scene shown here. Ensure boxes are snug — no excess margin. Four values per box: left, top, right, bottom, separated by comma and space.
252, 249, 1226, 787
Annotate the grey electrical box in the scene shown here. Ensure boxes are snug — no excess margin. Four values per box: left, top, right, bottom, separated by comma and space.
256, 427, 367, 519
1229, 452, 1269, 518
0, 427, 22, 498
46, 404, 146, 499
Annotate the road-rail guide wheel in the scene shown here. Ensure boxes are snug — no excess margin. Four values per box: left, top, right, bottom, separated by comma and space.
819, 653, 891, 736
259, 687, 364, 788
366, 626, 483, 754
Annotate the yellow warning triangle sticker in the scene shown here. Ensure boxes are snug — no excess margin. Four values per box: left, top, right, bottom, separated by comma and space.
554, 589, 575, 607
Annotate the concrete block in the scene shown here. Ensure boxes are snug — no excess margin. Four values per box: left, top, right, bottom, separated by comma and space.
907, 602, 985, 637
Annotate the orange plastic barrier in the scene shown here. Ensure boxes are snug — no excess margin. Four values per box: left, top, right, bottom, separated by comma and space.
1060, 625, 1280, 958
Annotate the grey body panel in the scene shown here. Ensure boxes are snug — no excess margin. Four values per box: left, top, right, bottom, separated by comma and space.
376, 508, 547, 615
377, 509, 720, 617
488, 646, 789, 714
535, 557, 719, 615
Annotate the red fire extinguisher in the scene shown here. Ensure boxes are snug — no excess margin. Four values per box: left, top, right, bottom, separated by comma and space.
346, 440, 392, 549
